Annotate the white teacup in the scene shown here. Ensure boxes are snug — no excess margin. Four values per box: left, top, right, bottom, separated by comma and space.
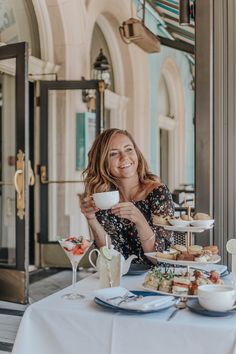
92, 191, 119, 210
198, 284, 236, 312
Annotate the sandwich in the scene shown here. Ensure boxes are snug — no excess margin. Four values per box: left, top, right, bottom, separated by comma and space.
172, 276, 191, 296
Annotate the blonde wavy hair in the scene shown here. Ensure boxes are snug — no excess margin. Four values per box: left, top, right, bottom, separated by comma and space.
82, 128, 159, 196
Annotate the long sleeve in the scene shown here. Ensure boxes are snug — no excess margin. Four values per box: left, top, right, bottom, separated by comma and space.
148, 185, 175, 251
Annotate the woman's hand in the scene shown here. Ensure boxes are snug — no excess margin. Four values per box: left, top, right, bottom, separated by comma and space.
111, 202, 145, 225
80, 196, 99, 220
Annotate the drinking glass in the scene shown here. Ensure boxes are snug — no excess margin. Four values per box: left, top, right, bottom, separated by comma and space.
59, 236, 92, 300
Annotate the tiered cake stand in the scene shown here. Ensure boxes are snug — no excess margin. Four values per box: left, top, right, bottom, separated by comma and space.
146, 224, 220, 273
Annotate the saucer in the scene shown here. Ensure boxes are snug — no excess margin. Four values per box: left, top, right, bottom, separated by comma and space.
187, 299, 235, 317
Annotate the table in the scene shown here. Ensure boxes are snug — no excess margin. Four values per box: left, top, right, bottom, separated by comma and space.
12, 273, 236, 354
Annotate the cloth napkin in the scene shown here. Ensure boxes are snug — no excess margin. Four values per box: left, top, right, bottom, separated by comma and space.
191, 264, 228, 275
94, 287, 175, 312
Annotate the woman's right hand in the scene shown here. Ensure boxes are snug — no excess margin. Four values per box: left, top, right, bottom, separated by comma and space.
80, 196, 99, 220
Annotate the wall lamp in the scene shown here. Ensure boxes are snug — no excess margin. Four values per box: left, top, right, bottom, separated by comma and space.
92, 48, 111, 88
82, 48, 111, 112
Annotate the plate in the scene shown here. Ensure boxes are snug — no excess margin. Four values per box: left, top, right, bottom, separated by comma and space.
142, 285, 198, 298
144, 252, 221, 266
94, 290, 174, 314
126, 263, 151, 276
168, 220, 190, 227
187, 299, 235, 317
190, 219, 215, 228
154, 224, 213, 233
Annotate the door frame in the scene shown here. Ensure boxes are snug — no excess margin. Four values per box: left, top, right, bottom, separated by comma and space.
0, 42, 29, 303
39, 80, 102, 248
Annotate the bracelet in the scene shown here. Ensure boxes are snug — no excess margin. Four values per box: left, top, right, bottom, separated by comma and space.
140, 233, 155, 243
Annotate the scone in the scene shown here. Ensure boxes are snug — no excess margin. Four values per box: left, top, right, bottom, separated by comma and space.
181, 214, 193, 221
188, 245, 203, 256
203, 245, 219, 255
155, 249, 179, 260
194, 212, 211, 220
172, 244, 187, 253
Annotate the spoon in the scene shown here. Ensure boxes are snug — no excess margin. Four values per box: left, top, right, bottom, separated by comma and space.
167, 297, 187, 321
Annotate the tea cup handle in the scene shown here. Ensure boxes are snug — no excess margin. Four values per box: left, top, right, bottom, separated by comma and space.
88, 248, 100, 269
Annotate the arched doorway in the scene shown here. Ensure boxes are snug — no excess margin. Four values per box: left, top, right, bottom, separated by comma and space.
157, 58, 185, 192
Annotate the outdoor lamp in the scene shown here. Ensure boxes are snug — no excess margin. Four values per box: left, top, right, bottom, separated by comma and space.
179, 0, 190, 26
92, 48, 111, 88
82, 48, 111, 112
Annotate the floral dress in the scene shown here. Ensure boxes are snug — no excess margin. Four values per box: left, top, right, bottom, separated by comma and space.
95, 184, 175, 265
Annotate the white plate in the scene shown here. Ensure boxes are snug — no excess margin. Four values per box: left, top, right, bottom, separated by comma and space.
154, 224, 213, 233
168, 219, 190, 227
149, 264, 228, 276
144, 252, 221, 266
142, 285, 198, 298
190, 219, 215, 228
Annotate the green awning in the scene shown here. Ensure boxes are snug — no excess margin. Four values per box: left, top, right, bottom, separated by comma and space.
135, 0, 195, 53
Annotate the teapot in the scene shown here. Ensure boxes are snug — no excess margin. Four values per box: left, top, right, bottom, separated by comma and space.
89, 246, 137, 277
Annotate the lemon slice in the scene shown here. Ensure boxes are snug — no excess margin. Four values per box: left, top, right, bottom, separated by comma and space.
100, 246, 112, 261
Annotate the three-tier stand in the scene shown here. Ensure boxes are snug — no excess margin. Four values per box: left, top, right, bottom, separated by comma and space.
146, 223, 220, 273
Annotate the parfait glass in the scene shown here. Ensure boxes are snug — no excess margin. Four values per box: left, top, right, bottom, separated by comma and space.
59, 236, 92, 300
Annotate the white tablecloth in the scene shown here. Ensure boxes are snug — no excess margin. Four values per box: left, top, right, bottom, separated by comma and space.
12, 273, 236, 354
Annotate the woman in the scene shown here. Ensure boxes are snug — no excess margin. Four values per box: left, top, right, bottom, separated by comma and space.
80, 128, 174, 264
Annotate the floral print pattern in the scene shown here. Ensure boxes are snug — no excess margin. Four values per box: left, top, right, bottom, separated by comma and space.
95, 184, 175, 265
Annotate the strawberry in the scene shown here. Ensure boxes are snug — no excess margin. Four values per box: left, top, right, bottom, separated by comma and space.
72, 246, 84, 255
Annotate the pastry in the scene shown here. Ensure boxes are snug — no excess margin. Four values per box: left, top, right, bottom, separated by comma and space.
188, 245, 203, 256
142, 266, 224, 296
194, 255, 209, 262
200, 250, 213, 261
155, 249, 179, 260
194, 212, 211, 220
203, 245, 219, 255
176, 252, 195, 261
181, 214, 193, 221
172, 244, 187, 253
208, 271, 224, 284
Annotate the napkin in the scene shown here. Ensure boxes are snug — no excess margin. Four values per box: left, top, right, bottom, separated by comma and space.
94, 287, 175, 312
191, 264, 228, 276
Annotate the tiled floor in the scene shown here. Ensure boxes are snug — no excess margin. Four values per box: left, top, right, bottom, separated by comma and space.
0, 268, 92, 353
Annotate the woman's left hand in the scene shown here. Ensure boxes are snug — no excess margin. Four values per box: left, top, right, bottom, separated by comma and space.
111, 202, 145, 224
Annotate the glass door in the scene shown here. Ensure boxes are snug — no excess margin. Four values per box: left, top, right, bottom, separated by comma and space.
0, 42, 29, 303
39, 80, 103, 267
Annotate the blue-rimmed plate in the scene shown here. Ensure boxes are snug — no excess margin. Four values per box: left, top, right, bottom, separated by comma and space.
94, 290, 174, 314
187, 299, 235, 317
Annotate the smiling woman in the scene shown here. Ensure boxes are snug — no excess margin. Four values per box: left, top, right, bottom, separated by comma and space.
107, 133, 139, 185
80, 128, 175, 264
